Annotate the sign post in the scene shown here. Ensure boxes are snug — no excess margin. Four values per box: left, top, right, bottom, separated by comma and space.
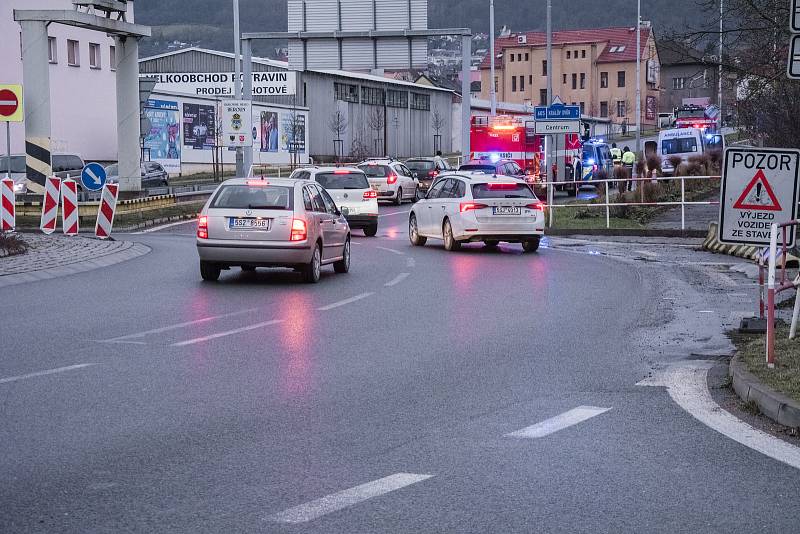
80, 162, 107, 192
789, 1, 800, 78
0, 84, 24, 180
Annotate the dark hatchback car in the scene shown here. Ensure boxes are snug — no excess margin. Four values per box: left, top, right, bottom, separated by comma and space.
105, 162, 170, 189
458, 158, 546, 197
405, 157, 452, 192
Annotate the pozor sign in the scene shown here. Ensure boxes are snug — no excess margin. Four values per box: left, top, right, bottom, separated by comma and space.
719, 147, 800, 246
147, 71, 297, 97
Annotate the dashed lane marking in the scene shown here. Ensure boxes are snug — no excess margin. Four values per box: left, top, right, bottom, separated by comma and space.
506, 406, 612, 439
384, 272, 410, 287
97, 309, 258, 344
171, 319, 284, 347
134, 219, 195, 234
318, 292, 374, 311
267, 473, 433, 524
376, 246, 406, 256
0, 364, 98, 384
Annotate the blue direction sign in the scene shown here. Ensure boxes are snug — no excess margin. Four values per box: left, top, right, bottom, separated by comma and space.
535, 98, 581, 121
80, 162, 107, 191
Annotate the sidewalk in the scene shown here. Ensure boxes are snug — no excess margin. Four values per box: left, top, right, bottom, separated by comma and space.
0, 234, 149, 288
646, 192, 718, 231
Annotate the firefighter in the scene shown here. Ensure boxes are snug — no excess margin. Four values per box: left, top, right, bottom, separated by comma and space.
621, 147, 636, 192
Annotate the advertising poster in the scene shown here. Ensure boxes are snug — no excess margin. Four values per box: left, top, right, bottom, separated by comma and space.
222, 100, 253, 148
259, 110, 279, 152
183, 103, 216, 150
280, 112, 306, 154
646, 96, 657, 121
144, 99, 181, 174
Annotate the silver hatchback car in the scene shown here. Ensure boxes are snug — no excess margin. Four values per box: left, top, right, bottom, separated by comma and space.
196, 177, 351, 283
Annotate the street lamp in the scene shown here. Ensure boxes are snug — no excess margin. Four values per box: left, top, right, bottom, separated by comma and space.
635, 0, 641, 157
489, 0, 496, 115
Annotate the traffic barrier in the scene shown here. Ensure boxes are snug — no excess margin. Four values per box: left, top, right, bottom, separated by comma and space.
61, 178, 79, 236
702, 222, 760, 260
39, 176, 61, 234
1, 177, 14, 232
95, 183, 119, 239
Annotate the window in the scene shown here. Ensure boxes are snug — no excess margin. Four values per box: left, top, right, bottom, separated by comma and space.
600, 71, 608, 88
110, 45, 116, 71
573, 50, 578, 58
211, 185, 293, 210
580, 73, 586, 89
509, 53, 515, 62
579, 102, 585, 114
528, 75, 533, 85
581, 49, 586, 58
302, 188, 313, 211
67, 39, 79, 67
517, 53, 522, 61
512, 76, 517, 92
539, 89, 548, 105
334, 82, 359, 103
472, 183, 534, 199
360, 86, 384, 106
542, 60, 548, 76
566, 50, 571, 59
519, 75, 525, 92
89, 43, 101, 69
315, 172, 370, 190
48, 37, 57, 64
386, 89, 407, 108
494, 77, 498, 92
617, 71, 626, 87
571, 73, 577, 90
661, 137, 699, 155
563, 73, 567, 84
410, 92, 430, 111
318, 187, 340, 215
524, 53, 529, 61
51, 155, 84, 172
672, 77, 686, 90
600, 101, 609, 117
617, 100, 626, 117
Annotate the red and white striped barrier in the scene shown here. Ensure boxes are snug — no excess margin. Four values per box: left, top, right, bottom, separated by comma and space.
0, 178, 14, 232
95, 183, 119, 239
61, 178, 79, 236
40, 176, 61, 234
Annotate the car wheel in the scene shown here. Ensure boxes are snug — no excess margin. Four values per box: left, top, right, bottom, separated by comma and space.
484, 240, 499, 249
241, 265, 256, 272
522, 237, 540, 253
301, 243, 322, 283
334, 237, 351, 273
200, 260, 221, 281
363, 224, 378, 237
443, 219, 460, 251
394, 187, 403, 205
414, 187, 423, 202
409, 213, 427, 246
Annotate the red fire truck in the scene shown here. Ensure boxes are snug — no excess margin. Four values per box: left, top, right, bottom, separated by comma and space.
674, 104, 720, 132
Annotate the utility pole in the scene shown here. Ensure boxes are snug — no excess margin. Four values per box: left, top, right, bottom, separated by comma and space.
233, 0, 244, 177
546, 0, 554, 226
490, 0, 496, 115
635, 0, 641, 158
718, 0, 723, 122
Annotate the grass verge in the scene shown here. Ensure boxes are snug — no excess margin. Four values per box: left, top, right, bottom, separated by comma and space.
731, 322, 800, 404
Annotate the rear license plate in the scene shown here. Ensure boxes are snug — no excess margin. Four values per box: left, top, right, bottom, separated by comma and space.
230, 218, 269, 229
493, 206, 521, 216
371, 184, 380, 191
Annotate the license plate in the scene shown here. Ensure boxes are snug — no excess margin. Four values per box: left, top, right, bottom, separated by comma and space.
493, 206, 521, 215
371, 185, 380, 191
230, 218, 269, 229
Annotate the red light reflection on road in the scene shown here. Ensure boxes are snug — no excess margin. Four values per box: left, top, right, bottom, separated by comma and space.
449, 253, 480, 293
276, 291, 315, 398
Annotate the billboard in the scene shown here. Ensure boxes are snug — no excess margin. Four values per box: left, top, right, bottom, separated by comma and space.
143, 99, 181, 174
258, 110, 280, 152
281, 112, 306, 154
183, 103, 216, 150
145, 71, 296, 97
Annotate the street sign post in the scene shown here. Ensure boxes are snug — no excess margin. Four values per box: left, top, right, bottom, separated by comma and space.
792, 0, 800, 33
789, 2, 800, 78
534, 120, 581, 135
718, 147, 800, 247
0, 84, 23, 180
534, 99, 581, 121
80, 162, 107, 192
222, 100, 253, 148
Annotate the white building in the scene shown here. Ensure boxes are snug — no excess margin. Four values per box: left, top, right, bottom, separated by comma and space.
2, 0, 129, 162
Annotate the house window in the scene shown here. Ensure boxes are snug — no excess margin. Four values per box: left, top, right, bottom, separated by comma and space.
334, 82, 359, 103
517, 53, 522, 61
617, 100, 626, 117
67, 39, 79, 67
519, 75, 525, 92
539, 89, 548, 106
600, 71, 608, 88
574, 50, 578, 58
542, 60, 547, 76
600, 101, 609, 117
563, 73, 567, 84
510, 53, 515, 62
410, 92, 430, 111
48, 37, 57, 64
494, 77, 498, 92
571, 73, 577, 90
672, 77, 686, 90
528, 75, 533, 85
110, 45, 116, 71
617, 71, 626, 87
580, 73, 586, 89
512, 76, 517, 92
566, 50, 571, 59
361, 86, 385, 105
581, 49, 586, 59
386, 89, 407, 108
524, 53, 529, 61
89, 43, 101, 69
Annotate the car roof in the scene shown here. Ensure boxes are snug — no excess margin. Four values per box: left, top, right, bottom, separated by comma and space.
306, 166, 364, 173
359, 159, 399, 166
439, 171, 525, 182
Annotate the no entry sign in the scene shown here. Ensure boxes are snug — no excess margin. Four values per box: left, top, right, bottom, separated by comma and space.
0, 85, 23, 122
719, 147, 800, 247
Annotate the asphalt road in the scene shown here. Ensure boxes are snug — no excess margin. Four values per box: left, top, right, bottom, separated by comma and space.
2, 203, 800, 533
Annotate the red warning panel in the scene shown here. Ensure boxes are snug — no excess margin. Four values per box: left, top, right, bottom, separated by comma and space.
732, 170, 782, 211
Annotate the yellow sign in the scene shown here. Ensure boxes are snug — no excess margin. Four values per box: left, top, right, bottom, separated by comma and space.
0, 84, 24, 122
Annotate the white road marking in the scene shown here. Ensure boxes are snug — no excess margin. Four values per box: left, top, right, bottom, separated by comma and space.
384, 272, 410, 287
171, 319, 284, 347
134, 219, 195, 234
351, 241, 363, 245
318, 292, 374, 311
634, 250, 659, 258
638, 361, 800, 470
506, 406, 612, 438
0, 363, 97, 384
376, 246, 405, 256
98, 309, 258, 343
268, 473, 433, 524
406, 257, 416, 268
85, 167, 101, 185
698, 310, 715, 314
378, 209, 411, 218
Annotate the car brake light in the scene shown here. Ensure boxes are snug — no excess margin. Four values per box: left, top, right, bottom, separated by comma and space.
246, 179, 270, 186
486, 183, 518, 190
526, 202, 546, 212
460, 202, 489, 212
197, 215, 208, 239
387, 173, 398, 185
334, 169, 350, 174
290, 218, 307, 241
363, 190, 377, 199
428, 170, 438, 177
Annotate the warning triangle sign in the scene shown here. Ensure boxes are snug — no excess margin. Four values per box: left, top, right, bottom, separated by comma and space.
733, 169, 782, 211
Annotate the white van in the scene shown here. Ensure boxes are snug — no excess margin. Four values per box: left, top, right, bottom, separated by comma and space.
658, 127, 706, 176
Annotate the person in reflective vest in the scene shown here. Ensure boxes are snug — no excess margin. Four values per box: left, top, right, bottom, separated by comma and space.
610, 143, 622, 165
621, 147, 636, 191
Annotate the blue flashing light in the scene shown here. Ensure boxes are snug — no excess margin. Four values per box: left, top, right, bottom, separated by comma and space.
489, 153, 501, 163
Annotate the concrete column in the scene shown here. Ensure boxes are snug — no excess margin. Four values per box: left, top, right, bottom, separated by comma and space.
242, 39, 253, 175
20, 20, 52, 189
115, 36, 141, 192
461, 34, 471, 161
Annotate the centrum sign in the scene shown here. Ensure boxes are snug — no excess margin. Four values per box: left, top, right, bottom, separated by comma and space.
146, 71, 296, 97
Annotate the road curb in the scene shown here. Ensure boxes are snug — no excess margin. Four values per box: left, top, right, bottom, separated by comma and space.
729, 353, 800, 428
545, 228, 707, 238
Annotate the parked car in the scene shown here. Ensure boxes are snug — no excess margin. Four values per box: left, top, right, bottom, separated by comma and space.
409, 172, 545, 252
658, 127, 708, 176
0, 154, 28, 194
405, 157, 452, 194
357, 158, 419, 205
105, 162, 170, 188
51, 153, 86, 181
196, 177, 351, 283
290, 166, 379, 237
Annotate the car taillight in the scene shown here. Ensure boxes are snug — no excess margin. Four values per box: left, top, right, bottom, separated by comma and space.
363, 190, 377, 199
290, 218, 307, 241
460, 202, 489, 212
334, 169, 351, 174
593, 164, 598, 172
428, 170, 438, 177
526, 202, 546, 212
197, 215, 208, 239
387, 173, 398, 185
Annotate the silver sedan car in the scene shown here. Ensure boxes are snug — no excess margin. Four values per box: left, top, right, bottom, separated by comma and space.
196, 177, 351, 283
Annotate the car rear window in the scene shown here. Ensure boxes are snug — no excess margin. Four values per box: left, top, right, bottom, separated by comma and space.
0, 156, 26, 173
211, 184, 294, 210
661, 137, 699, 155
406, 160, 435, 171
459, 164, 496, 173
472, 183, 535, 199
358, 164, 390, 178
315, 171, 370, 190
52, 155, 84, 172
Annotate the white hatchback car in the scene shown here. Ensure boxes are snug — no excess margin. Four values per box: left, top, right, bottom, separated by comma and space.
357, 159, 419, 205
291, 166, 379, 236
408, 173, 545, 252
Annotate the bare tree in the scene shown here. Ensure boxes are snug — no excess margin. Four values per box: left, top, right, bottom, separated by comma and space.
328, 110, 348, 158
431, 106, 446, 153
366, 107, 385, 156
